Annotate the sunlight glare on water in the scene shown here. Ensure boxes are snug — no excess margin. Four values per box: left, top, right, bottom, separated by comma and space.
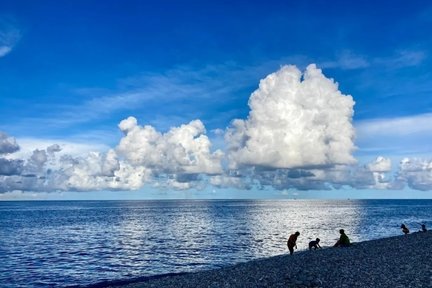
1, 199, 431, 287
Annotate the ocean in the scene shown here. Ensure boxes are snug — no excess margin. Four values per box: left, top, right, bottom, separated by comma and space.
1, 199, 431, 287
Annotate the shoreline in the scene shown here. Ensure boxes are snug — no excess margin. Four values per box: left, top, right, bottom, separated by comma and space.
93, 231, 432, 288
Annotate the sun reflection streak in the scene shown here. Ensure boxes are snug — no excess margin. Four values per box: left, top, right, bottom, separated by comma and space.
1, 200, 429, 287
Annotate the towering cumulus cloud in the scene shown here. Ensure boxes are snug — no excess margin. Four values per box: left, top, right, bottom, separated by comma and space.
226, 64, 356, 170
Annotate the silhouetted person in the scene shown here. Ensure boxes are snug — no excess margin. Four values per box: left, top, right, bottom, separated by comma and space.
419, 224, 427, 232
334, 229, 350, 247
309, 238, 321, 250
287, 231, 300, 255
401, 224, 410, 235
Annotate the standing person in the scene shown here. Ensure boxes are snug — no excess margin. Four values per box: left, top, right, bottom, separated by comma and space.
287, 231, 300, 255
401, 224, 410, 235
334, 229, 350, 247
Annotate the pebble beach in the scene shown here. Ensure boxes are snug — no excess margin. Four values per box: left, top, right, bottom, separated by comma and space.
102, 231, 432, 288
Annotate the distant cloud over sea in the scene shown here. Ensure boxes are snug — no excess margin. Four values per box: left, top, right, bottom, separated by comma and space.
1, 65, 431, 194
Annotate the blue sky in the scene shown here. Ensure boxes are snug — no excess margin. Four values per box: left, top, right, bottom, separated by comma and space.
0, 0, 432, 200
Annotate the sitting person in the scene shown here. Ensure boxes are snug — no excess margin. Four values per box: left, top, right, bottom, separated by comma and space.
421, 224, 427, 232
309, 238, 322, 250
334, 229, 350, 247
401, 224, 410, 235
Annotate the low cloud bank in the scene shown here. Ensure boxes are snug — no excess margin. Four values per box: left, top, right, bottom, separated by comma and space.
1, 65, 430, 193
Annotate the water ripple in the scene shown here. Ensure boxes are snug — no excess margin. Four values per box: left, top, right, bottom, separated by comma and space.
1, 200, 431, 287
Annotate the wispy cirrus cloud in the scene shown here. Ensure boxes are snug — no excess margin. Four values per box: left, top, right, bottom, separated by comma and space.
0, 17, 21, 58
376, 50, 427, 68
321, 50, 370, 70
355, 113, 432, 156
0, 46, 12, 57
356, 113, 432, 136
3, 58, 309, 136
321, 49, 427, 70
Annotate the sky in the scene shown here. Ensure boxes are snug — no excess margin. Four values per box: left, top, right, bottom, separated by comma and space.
0, 0, 432, 200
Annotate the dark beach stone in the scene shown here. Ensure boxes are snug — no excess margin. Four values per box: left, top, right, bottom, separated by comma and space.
104, 232, 432, 288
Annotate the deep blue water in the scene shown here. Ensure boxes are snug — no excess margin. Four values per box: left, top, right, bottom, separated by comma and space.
1, 199, 431, 287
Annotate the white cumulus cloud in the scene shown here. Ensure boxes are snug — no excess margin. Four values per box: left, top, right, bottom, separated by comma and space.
62, 116, 225, 191
396, 158, 432, 191
117, 116, 223, 176
367, 156, 392, 173
0, 132, 20, 154
225, 64, 356, 170
53, 150, 151, 191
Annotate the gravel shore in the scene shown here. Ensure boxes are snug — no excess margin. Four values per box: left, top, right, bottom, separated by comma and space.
103, 231, 432, 288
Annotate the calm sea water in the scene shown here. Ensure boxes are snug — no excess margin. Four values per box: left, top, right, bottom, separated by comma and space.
1, 199, 431, 287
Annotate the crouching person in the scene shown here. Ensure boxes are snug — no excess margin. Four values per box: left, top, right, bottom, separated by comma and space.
309, 238, 322, 250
